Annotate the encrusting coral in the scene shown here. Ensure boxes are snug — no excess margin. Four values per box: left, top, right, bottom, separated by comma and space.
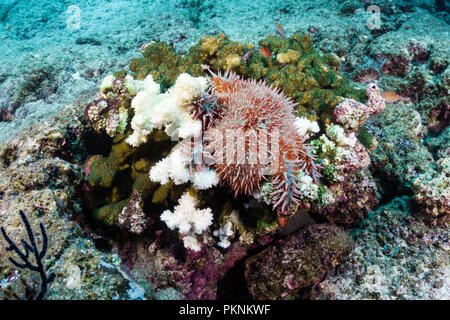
413, 157, 450, 220
128, 33, 365, 125
334, 83, 386, 132
245, 224, 353, 300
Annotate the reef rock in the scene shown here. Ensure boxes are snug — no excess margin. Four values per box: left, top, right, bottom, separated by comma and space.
313, 197, 450, 300
118, 232, 247, 300
0, 106, 147, 300
245, 224, 352, 300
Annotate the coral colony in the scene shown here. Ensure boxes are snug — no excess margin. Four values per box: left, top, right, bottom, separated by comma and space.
1, 9, 448, 299
84, 33, 386, 249
74, 31, 450, 300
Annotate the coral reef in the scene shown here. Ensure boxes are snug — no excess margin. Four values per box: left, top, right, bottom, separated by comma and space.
118, 234, 247, 300
366, 102, 449, 224
128, 33, 365, 125
2, 0, 448, 300
85, 66, 380, 235
1, 210, 55, 300
0, 105, 151, 300
258, 85, 382, 227
413, 157, 450, 221
334, 83, 386, 131
245, 224, 352, 300
313, 197, 450, 300
79, 32, 382, 298
79, 28, 389, 301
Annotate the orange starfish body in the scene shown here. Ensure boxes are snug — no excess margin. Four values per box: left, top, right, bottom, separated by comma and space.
194, 70, 320, 213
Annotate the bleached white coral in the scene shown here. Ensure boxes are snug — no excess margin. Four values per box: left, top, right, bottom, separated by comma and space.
212, 210, 242, 249
150, 148, 190, 185
117, 107, 129, 134
182, 235, 202, 252
160, 192, 213, 252
313, 123, 371, 184
297, 172, 319, 200
213, 221, 234, 249
294, 117, 320, 138
123, 75, 145, 95
100, 74, 115, 93
361, 265, 386, 294
192, 169, 220, 190
126, 73, 207, 147
326, 124, 357, 147
170, 73, 208, 101
149, 146, 219, 190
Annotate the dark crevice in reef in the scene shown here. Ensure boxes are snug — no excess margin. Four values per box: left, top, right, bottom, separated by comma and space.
0, 108, 13, 122
217, 258, 252, 300
371, 167, 414, 207
93, 237, 113, 252
81, 130, 114, 157
216, 216, 312, 300
216, 234, 282, 300
69, 130, 117, 242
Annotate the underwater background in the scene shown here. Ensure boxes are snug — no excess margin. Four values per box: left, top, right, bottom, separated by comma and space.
0, 0, 448, 300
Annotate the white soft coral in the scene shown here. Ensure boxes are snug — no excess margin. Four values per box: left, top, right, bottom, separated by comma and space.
126, 73, 207, 147
149, 145, 219, 190
149, 148, 190, 185
160, 192, 213, 252
326, 124, 357, 147
161, 192, 213, 235
213, 221, 234, 249
294, 117, 320, 138
192, 169, 220, 190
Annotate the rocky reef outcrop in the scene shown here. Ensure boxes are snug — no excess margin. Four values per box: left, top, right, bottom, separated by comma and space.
245, 224, 352, 300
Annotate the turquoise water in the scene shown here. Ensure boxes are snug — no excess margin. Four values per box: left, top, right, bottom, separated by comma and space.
0, 1, 448, 139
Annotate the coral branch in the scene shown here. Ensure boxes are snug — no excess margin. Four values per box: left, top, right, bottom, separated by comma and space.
0, 210, 55, 300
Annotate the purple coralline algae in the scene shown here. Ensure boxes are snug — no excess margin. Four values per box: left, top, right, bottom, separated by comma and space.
118, 231, 248, 300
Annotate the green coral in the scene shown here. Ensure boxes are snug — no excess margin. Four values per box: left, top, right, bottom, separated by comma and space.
85, 130, 172, 226
128, 33, 365, 125
151, 182, 174, 204
251, 33, 361, 123
321, 164, 339, 182
357, 127, 377, 151
87, 136, 135, 188
114, 70, 127, 79
130, 42, 185, 90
